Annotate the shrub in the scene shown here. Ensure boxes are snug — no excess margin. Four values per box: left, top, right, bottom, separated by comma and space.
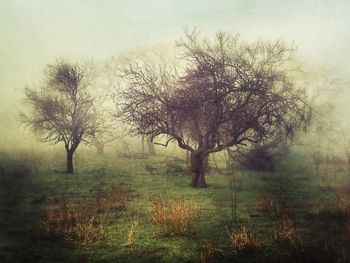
227, 224, 261, 253
240, 143, 289, 171
165, 158, 187, 174
152, 198, 198, 236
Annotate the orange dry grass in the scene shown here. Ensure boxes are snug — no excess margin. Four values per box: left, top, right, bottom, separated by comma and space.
152, 198, 198, 236
43, 200, 105, 243
227, 225, 261, 253
274, 216, 302, 245
125, 219, 138, 247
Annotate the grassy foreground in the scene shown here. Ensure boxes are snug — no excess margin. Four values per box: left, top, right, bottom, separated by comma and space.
0, 148, 350, 262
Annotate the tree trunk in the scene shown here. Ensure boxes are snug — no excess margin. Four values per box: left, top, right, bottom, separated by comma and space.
96, 143, 104, 155
141, 135, 145, 156
190, 152, 207, 188
66, 151, 74, 174
226, 148, 236, 175
146, 137, 156, 155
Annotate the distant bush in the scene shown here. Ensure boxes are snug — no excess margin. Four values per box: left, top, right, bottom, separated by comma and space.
152, 198, 198, 236
240, 143, 289, 171
0, 151, 38, 177
164, 158, 187, 175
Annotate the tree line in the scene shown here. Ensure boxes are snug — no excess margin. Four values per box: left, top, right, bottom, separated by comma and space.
20, 30, 312, 188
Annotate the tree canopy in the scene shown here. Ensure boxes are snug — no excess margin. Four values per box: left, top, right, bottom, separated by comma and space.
21, 60, 101, 173
117, 31, 312, 187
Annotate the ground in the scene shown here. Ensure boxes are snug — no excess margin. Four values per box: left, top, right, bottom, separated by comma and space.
0, 147, 349, 262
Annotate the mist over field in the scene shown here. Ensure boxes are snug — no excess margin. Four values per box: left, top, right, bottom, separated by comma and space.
1, 1, 350, 262
1, 1, 350, 145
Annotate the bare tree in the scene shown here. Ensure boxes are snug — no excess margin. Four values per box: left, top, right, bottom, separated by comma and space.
81, 59, 118, 155
92, 130, 117, 155
20, 60, 101, 173
117, 31, 311, 188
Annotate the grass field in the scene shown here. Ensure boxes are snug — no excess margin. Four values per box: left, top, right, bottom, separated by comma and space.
1, 147, 350, 262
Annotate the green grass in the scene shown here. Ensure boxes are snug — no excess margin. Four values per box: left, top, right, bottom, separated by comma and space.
1, 148, 350, 262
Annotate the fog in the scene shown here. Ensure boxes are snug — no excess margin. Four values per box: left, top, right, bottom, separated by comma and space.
3, 2, 350, 261
1, 0, 350, 147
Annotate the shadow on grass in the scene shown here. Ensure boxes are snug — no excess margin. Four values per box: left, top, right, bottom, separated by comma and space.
0, 155, 83, 263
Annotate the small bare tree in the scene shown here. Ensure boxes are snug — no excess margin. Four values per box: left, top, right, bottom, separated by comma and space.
117, 30, 311, 188
20, 60, 101, 173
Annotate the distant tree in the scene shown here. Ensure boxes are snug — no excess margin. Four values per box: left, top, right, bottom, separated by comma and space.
117, 30, 311, 188
20, 60, 101, 173
140, 135, 156, 157
296, 67, 343, 175
92, 130, 117, 155
81, 59, 117, 155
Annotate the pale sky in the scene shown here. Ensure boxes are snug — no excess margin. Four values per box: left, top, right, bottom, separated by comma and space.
1, 0, 350, 117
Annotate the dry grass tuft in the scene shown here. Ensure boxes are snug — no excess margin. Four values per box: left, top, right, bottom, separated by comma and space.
125, 219, 138, 247
227, 224, 261, 253
43, 199, 105, 243
152, 198, 198, 236
274, 216, 302, 246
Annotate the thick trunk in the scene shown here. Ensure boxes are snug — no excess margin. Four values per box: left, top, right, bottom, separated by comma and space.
190, 153, 207, 188
66, 151, 74, 174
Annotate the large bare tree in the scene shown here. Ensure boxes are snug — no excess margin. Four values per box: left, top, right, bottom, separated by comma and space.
117, 31, 311, 188
21, 60, 101, 173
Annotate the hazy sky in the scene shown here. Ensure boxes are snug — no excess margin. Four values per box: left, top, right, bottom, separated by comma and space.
1, 0, 350, 115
